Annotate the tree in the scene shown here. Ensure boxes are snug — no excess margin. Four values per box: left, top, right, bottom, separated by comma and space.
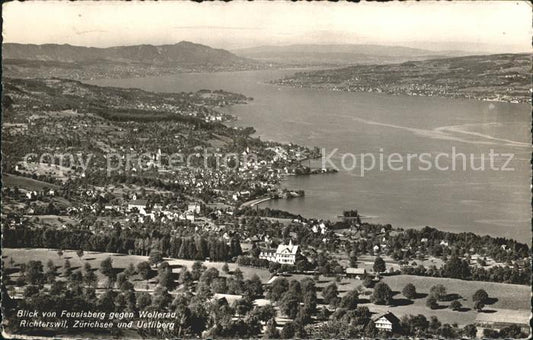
267, 278, 288, 302
349, 250, 358, 267
98, 289, 117, 312
24, 285, 40, 298
450, 300, 462, 311
222, 263, 230, 273
280, 322, 295, 339
499, 324, 524, 339
372, 282, 393, 305
268, 262, 281, 274
149, 249, 163, 267
100, 257, 116, 287
191, 261, 206, 280
402, 283, 417, 299
429, 284, 447, 301
200, 267, 220, 285
363, 320, 378, 338
483, 328, 500, 338
116, 272, 128, 289
84, 267, 98, 288
303, 289, 317, 313
63, 259, 72, 277
264, 318, 280, 339
463, 324, 477, 338
179, 267, 193, 287
339, 289, 358, 309
287, 280, 302, 301
322, 282, 339, 307
472, 289, 489, 304
426, 295, 438, 309
244, 274, 263, 299
137, 292, 152, 310
429, 316, 441, 332
137, 261, 151, 283
294, 305, 313, 326
76, 249, 84, 259
373, 256, 386, 273
438, 324, 457, 339
26, 260, 44, 285
408, 314, 430, 336
472, 289, 489, 312
280, 293, 300, 319
45, 259, 56, 284
158, 264, 174, 290
362, 276, 373, 288
251, 304, 276, 322
123, 263, 136, 277
233, 297, 254, 316
152, 286, 172, 309
211, 277, 228, 294
196, 281, 213, 301
443, 256, 471, 279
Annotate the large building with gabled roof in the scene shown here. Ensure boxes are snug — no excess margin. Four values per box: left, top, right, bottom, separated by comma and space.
259, 240, 300, 265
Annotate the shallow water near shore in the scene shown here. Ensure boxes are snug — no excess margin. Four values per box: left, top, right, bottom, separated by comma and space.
87, 69, 531, 242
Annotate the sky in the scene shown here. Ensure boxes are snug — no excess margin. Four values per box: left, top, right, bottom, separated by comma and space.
3, 1, 532, 53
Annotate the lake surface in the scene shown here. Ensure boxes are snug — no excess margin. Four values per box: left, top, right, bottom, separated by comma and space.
88, 69, 531, 241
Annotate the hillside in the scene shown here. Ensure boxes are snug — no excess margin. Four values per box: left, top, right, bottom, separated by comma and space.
233, 44, 468, 65
274, 53, 531, 103
2, 41, 264, 79
4, 41, 248, 65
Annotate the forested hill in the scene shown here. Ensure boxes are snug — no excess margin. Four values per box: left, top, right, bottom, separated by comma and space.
3, 41, 248, 65
274, 53, 531, 103
2, 41, 265, 79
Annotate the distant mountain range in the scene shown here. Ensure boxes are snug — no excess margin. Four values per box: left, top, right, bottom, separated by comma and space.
232, 44, 470, 65
2, 41, 265, 79
2, 41, 479, 80
3, 41, 250, 66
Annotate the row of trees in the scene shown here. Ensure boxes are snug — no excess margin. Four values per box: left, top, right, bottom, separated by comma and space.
3, 228, 242, 262
398, 255, 530, 285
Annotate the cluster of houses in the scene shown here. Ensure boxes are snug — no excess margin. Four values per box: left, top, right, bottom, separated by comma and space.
104, 195, 203, 224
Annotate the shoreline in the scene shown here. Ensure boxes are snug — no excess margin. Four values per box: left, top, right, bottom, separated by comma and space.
272, 82, 530, 105
240, 196, 273, 208
81, 74, 529, 243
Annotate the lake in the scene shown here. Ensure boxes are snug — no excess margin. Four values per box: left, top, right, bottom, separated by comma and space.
88, 69, 531, 241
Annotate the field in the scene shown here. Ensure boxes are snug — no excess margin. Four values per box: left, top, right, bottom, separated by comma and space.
3, 248, 530, 327
24, 215, 78, 228
382, 275, 530, 311
3, 173, 59, 191
2, 248, 273, 291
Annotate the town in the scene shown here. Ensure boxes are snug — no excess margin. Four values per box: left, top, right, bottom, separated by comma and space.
274, 53, 531, 104
1, 75, 530, 339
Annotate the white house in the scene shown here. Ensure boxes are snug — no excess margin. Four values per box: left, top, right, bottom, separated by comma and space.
259, 240, 300, 265
188, 203, 201, 214
373, 312, 400, 332
127, 199, 148, 215
345, 267, 366, 279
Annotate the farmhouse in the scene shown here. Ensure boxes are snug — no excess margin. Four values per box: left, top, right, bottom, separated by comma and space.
373, 312, 400, 332
127, 199, 148, 215
259, 240, 300, 265
345, 267, 366, 279
188, 203, 202, 214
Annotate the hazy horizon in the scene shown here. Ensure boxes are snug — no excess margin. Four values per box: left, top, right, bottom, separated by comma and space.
3, 1, 531, 54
